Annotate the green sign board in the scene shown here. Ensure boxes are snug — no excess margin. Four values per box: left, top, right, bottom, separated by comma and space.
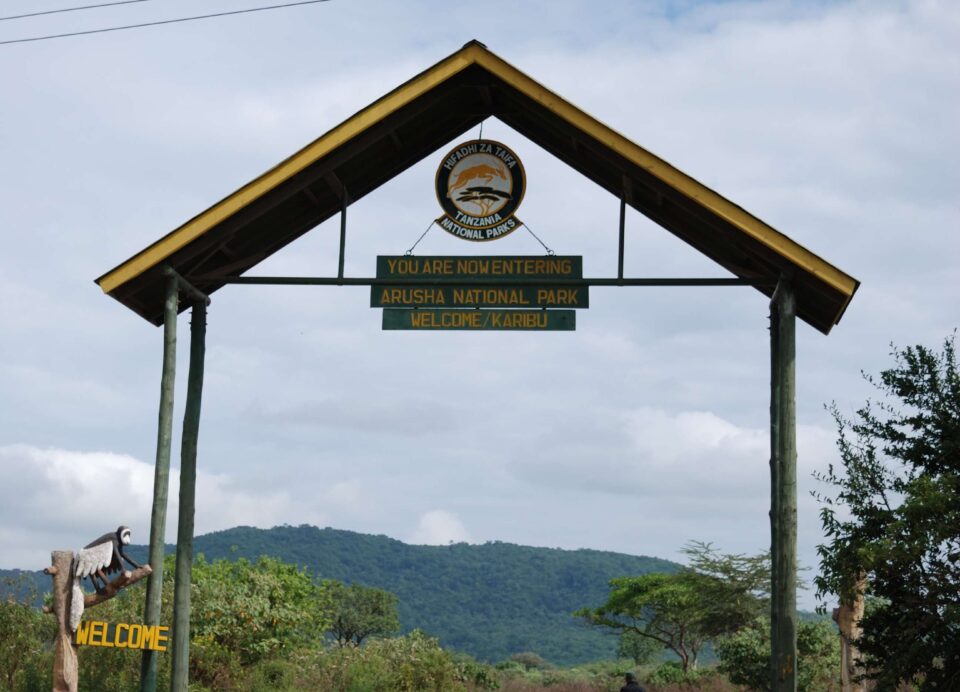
376, 255, 582, 280
371, 285, 588, 309
382, 309, 575, 331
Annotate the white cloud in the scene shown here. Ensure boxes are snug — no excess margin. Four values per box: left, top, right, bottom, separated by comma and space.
408, 510, 472, 545
0, 445, 325, 569
0, 0, 956, 617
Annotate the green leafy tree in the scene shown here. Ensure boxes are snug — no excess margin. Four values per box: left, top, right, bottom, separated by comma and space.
576, 571, 720, 673
0, 575, 55, 690
509, 651, 549, 670
577, 543, 767, 674
321, 581, 400, 646
715, 616, 840, 691
815, 336, 960, 689
191, 555, 332, 664
616, 629, 662, 666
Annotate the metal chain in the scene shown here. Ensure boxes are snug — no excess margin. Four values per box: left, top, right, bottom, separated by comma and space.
404, 219, 437, 255
522, 222, 556, 255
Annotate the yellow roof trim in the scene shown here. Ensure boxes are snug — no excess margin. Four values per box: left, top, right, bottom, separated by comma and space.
97, 41, 857, 306
469, 49, 858, 299
97, 48, 480, 294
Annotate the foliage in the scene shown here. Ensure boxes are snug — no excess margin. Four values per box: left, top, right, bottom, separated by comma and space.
647, 660, 701, 685
577, 572, 712, 673
815, 336, 960, 689
191, 554, 331, 664
509, 651, 550, 671
679, 542, 769, 636
577, 543, 767, 674
288, 629, 486, 691
0, 575, 55, 691
75, 576, 158, 691
321, 580, 399, 646
171, 525, 680, 664
1, 527, 681, 665
616, 630, 662, 666
714, 616, 840, 691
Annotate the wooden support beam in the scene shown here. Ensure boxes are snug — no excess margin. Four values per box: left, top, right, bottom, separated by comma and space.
47, 551, 78, 692
140, 274, 177, 692
171, 301, 208, 692
302, 185, 323, 207
770, 278, 798, 692
389, 130, 404, 151
161, 266, 210, 305
479, 85, 493, 107
323, 170, 346, 199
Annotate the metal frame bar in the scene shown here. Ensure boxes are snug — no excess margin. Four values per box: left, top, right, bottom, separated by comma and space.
337, 188, 348, 281
618, 194, 626, 281
220, 276, 771, 287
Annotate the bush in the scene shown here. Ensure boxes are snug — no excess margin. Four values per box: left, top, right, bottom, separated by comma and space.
648, 661, 701, 686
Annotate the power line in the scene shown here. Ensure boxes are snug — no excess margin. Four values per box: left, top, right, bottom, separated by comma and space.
0, 0, 332, 45
1, 1, 153, 23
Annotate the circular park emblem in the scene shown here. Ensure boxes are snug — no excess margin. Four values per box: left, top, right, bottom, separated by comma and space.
435, 139, 525, 242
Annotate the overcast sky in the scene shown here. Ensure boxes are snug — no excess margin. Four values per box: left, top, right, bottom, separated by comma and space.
1, 0, 957, 611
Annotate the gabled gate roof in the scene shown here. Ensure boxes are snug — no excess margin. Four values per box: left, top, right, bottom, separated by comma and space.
96, 40, 858, 334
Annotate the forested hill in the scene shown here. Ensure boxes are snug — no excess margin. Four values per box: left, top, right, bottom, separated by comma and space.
3, 525, 678, 664
186, 525, 679, 664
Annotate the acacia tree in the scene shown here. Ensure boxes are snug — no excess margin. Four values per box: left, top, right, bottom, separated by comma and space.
815, 336, 960, 689
576, 543, 767, 674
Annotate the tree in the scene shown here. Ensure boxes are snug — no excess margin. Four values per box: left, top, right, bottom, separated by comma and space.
322, 581, 400, 646
577, 543, 768, 674
715, 617, 840, 691
616, 630, 662, 666
190, 555, 332, 665
0, 575, 55, 690
815, 336, 960, 689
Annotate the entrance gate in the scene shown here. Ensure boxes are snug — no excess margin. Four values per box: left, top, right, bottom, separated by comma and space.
96, 41, 859, 692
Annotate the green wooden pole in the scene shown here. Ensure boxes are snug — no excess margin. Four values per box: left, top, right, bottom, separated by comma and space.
170, 301, 207, 692
140, 274, 178, 692
770, 279, 798, 691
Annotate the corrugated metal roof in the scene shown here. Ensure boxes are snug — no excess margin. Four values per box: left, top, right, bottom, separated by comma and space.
96, 40, 857, 334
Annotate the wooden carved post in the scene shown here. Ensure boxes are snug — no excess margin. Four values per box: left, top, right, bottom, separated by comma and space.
47, 551, 79, 692
833, 576, 866, 692
141, 272, 179, 692
171, 301, 207, 691
770, 278, 798, 692
46, 549, 152, 691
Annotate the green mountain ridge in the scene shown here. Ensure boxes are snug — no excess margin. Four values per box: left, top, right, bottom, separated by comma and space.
3, 524, 679, 664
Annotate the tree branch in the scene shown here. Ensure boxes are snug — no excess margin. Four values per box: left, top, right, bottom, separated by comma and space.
82, 565, 152, 609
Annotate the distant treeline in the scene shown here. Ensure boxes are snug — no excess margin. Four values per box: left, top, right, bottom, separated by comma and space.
2, 524, 677, 664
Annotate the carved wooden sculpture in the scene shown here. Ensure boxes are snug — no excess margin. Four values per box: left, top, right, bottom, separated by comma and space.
45, 528, 152, 692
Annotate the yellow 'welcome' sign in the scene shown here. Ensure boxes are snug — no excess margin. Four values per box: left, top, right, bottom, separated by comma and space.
75, 621, 169, 651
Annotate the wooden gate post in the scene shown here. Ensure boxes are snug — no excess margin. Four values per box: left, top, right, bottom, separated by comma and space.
141, 272, 179, 692
170, 300, 207, 692
47, 551, 79, 692
770, 278, 798, 691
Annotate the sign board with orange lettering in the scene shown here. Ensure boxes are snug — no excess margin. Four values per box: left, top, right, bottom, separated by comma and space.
371, 285, 588, 309
375, 256, 582, 280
